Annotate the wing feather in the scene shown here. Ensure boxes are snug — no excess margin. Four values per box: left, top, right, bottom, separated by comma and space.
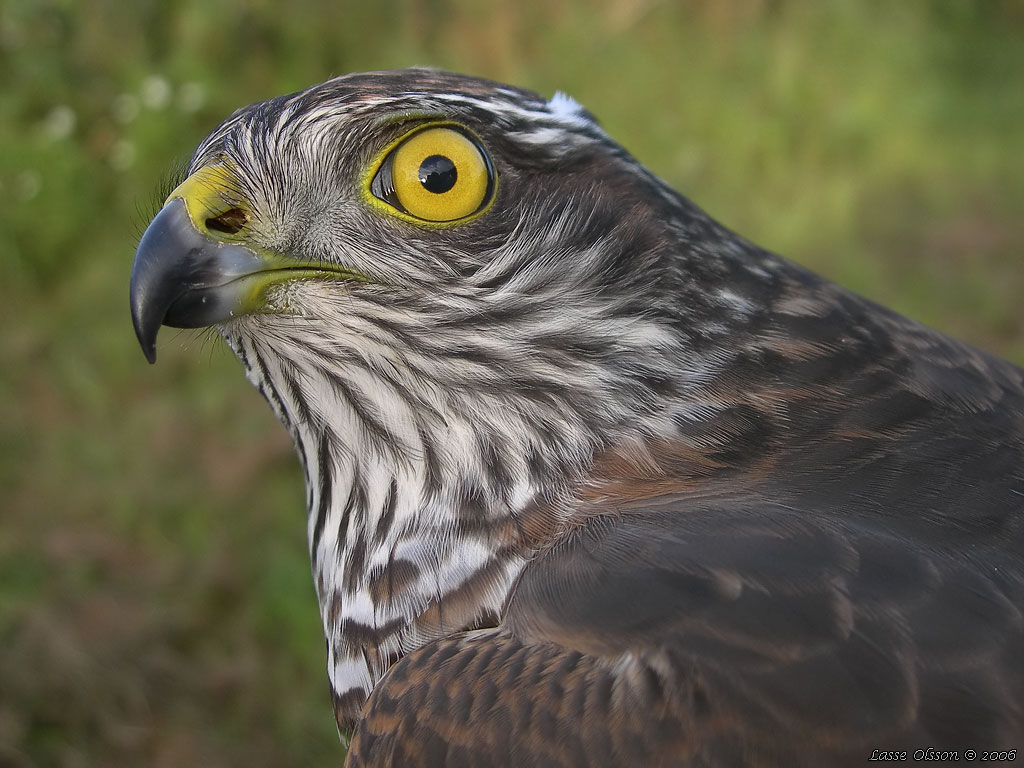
348, 495, 1024, 766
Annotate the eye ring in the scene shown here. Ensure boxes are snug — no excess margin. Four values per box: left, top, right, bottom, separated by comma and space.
367, 123, 497, 225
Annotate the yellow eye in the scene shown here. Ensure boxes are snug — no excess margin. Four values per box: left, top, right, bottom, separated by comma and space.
369, 125, 496, 224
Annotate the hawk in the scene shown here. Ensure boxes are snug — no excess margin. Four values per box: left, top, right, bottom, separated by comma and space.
130, 69, 1024, 766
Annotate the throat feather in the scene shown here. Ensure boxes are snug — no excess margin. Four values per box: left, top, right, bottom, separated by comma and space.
222, 290, 700, 728
234, 330, 551, 724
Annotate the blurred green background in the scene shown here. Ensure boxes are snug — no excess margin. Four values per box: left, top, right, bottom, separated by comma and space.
1, 0, 1022, 765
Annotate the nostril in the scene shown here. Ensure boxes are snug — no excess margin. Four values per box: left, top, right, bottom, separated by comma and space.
206, 208, 247, 234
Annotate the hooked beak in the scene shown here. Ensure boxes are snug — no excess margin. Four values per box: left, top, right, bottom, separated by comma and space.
129, 166, 369, 364
129, 197, 271, 363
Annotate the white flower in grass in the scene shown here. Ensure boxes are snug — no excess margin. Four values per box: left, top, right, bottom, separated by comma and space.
141, 75, 172, 110
43, 105, 76, 141
16, 170, 42, 200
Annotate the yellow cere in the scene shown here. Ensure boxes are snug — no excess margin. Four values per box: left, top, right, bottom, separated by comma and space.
164, 164, 245, 233
391, 128, 489, 222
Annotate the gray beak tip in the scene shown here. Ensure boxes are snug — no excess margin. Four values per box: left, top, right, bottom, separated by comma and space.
129, 195, 266, 363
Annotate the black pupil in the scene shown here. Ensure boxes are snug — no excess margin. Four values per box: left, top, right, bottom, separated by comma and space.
418, 155, 458, 194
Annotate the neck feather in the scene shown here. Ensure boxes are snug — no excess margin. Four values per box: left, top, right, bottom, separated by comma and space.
219, 258, 761, 725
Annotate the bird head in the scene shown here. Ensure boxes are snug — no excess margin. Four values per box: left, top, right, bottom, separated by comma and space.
128, 70, 750, 502
132, 69, 681, 356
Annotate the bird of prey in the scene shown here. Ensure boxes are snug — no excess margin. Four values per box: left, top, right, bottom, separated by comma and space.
130, 69, 1024, 766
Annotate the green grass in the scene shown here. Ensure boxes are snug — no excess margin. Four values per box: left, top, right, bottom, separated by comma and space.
2, 1, 1023, 765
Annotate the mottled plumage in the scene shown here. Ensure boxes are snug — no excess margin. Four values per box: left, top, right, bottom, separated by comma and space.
130, 69, 1024, 766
